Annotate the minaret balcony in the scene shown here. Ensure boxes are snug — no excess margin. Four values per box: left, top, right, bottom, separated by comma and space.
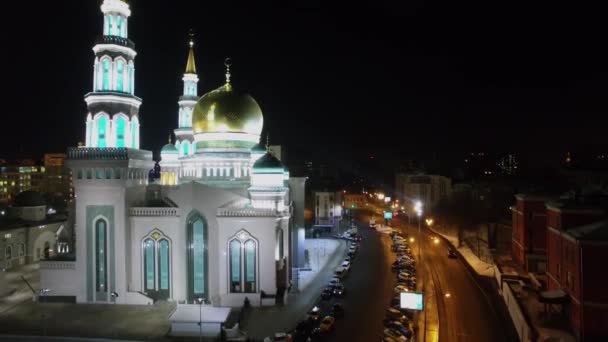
96, 35, 135, 50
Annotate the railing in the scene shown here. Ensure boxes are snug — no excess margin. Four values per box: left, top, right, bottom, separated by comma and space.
67, 147, 152, 161
217, 207, 289, 217
96, 35, 135, 49
130, 207, 180, 217
39, 261, 76, 270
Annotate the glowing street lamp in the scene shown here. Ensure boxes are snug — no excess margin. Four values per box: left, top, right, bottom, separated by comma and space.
425, 218, 434, 227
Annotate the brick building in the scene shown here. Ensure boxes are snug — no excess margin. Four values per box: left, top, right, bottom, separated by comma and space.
511, 194, 552, 272
545, 199, 608, 340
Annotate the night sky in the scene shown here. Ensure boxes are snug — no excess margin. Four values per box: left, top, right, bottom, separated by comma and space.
2, 0, 606, 165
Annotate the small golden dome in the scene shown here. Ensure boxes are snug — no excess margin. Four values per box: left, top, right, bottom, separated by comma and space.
192, 84, 264, 136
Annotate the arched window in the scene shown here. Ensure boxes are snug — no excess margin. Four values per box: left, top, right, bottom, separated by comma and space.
229, 240, 242, 292
141, 232, 171, 299
108, 15, 113, 36
130, 118, 138, 148
114, 168, 121, 179
187, 213, 208, 302
182, 141, 190, 156
102, 58, 110, 90
97, 115, 107, 147
126, 64, 132, 93
96, 169, 104, 179
245, 240, 257, 292
95, 218, 108, 292
5, 245, 12, 259
227, 231, 258, 293
105, 168, 112, 179
86, 169, 93, 179
159, 239, 170, 292
116, 60, 124, 91
143, 238, 155, 291
115, 116, 126, 147
116, 15, 122, 37
77, 169, 83, 179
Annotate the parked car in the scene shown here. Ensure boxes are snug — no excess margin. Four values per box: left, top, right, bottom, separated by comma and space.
331, 303, 344, 318
333, 285, 346, 297
308, 306, 321, 321
319, 316, 336, 332
383, 328, 407, 341
321, 287, 333, 300
385, 320, 413, 338
329, 278, 342, 288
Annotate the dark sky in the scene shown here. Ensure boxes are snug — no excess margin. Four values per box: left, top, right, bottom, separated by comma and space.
2, 0, 606, 164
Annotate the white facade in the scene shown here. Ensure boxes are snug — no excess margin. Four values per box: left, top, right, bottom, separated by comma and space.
314, 191, 343, 225
395, 173, 452, 212
39, 0, 302, 308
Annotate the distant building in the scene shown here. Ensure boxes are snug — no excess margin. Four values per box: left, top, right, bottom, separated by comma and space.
314, 191, 342, 225
0, 155, 74, 206
511, 194, 553, 272
43, 153, 74, 202
395, 173, 452, 212
0, 191, 72, 270
497, 154, 518, 175
545, 197, 608, 340
343, 193, 366, 210
0, 160, 45, 204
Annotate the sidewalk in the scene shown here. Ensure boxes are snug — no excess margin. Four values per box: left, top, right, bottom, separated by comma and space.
240, 238, 347, 339
429, 227, 494, 277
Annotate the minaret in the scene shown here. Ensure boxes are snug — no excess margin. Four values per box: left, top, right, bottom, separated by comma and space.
174, 33, 199, 157
84, 0, 142, 149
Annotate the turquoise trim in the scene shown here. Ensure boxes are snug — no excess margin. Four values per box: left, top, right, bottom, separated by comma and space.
252, 168, 284, 174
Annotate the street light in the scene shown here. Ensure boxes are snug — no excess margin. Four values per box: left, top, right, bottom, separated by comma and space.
111, 291, 119, 304
414, 201, 423, 260
196, 296, 205, 342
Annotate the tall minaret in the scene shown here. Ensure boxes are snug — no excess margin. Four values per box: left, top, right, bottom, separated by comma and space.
84, 0, 142, 149
174, 33, 199, 157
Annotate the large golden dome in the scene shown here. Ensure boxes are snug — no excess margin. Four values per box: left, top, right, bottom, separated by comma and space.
192, 84, 264, 136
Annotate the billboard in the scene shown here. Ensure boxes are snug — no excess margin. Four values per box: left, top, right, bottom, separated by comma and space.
400, 292, 424, 311
383, 211, 393, 219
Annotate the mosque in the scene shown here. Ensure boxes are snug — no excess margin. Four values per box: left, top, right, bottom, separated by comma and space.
39, 0, 306, 307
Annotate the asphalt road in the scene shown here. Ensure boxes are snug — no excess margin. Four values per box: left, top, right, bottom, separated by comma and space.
310, 215, 395, 342
385, 210, 515, 342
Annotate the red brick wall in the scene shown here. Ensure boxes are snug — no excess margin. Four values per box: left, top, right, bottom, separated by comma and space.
562, 238, 579, 299
546, 229, 563, 289
512, 208, 525, 266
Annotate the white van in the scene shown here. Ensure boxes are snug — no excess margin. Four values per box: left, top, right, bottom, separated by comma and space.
369, 220, 376, 228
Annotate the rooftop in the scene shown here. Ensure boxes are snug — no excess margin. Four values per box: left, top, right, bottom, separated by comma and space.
566, 219, 608, 241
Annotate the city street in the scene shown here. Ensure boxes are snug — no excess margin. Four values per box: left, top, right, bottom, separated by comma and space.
362, 205, 515, 342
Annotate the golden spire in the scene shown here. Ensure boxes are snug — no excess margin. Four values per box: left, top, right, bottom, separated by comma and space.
185, 32, 197, 74
168, 134, 172, 144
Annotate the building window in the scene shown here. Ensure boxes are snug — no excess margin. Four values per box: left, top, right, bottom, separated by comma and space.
228, 231, 258, 294
116, 60, 124, 91
96, 169, 104, 179
115, 116, 126, 148
18, 243, 24, 257
97, 116, 107, 148
116, 15, 122, 37
187, 213, 207, 302
77, 169, 83, 179
102, 59, 110, 90
108, 15, 114, 36
229, 240, 242, 293
143, 238, 155, 290
95, 219, 108, 292
159, 239, 170, 291
5, 245, 12, 259
245, 240, 257, 293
